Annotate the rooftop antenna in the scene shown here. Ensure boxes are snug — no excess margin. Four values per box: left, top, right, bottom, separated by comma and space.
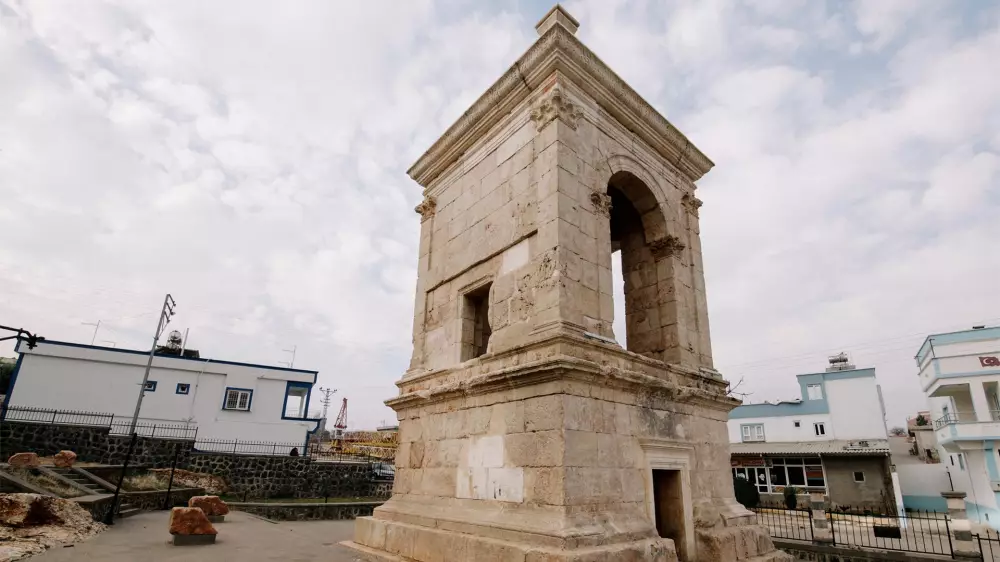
280, 345, 297, 368
81, 320, 101, 345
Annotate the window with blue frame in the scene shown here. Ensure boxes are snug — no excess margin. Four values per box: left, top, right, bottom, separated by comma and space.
283, 382, 311, 419
144, 380, 157, 392
176, 383, 190, 395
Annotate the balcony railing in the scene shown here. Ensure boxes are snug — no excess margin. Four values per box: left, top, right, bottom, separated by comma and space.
934, 411, 1000, 429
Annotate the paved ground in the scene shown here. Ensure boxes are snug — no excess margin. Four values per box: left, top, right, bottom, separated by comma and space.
31, 511, 364, 562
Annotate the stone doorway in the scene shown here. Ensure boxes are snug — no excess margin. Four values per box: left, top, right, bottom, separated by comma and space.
653, 468, 687, 561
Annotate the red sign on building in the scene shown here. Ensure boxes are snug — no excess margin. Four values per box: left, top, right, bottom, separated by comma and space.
981, 356, 1000, 367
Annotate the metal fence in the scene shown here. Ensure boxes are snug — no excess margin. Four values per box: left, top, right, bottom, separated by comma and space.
752, 506, 955, 558
109, 420, 197, 440
193, 438, 309, 457
1, 405, 114, 426
976, 529, 1000, 561
0, 404, 199, 440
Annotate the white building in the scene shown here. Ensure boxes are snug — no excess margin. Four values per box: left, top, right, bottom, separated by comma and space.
728, 355, 895, 509
919, 325, 1000, 527
0, 340, 321, 446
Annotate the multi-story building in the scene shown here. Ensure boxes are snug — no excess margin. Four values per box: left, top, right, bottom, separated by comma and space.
0, 339, 321, 446
728, 354, 894, 509
919, 325, 1000, 526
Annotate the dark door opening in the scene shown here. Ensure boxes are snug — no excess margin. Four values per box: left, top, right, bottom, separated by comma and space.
652, 469, 687, 561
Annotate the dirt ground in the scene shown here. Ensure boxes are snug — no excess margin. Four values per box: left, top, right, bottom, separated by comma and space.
28, 510, 364, 562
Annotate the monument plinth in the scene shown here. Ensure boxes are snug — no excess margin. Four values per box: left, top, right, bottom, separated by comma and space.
343, 5, 790, 561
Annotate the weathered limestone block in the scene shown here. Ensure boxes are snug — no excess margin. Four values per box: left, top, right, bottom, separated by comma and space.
188, 496, 229, 517
168, 507, 217, 535
7, 452, 40, 468
53, 450, 77, 468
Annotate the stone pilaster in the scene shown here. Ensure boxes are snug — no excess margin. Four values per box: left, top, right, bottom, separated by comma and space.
809, 490, 832, 543
943, 491, 980, 558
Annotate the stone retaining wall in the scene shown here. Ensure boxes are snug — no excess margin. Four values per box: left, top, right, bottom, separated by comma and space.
123, 487, 205, 511
1, 420, 393, 500
187, 453, 390, 499
230, 501, 382, 521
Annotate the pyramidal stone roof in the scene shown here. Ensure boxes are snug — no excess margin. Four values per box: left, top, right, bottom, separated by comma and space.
407, 4, 714, 188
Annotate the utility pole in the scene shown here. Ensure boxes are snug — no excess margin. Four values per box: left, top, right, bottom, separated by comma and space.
281, 345, 297, 368
81, 320, 101, 345
129, 294, 176, 434
318, 387, 337, 420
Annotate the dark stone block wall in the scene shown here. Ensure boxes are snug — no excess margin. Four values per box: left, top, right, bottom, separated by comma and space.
231, 501, 382, 521
1, 420, 392, 500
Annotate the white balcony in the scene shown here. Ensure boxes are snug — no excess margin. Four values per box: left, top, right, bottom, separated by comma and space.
934, 410, 1000, 452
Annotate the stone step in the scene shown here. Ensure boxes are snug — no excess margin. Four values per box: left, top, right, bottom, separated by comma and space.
747, 551, 794, 562
118, 504, 140, 519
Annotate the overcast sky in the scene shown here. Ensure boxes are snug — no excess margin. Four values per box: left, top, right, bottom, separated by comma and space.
2, 0, 998, 431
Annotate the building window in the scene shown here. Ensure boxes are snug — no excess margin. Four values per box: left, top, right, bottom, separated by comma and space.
807, 384, 823, 400
176, 383, 190, 395
959, 454, 965, 471
734, 456, 826, 494
854, 471, 865, 482
950, 455, 955, 466
282, 382, 311, 419
144, 381, 157, 392
814, 422, 826, 436
794, 421, 801, 428
741, 424, 766, 442
223, 388, 253, 411
461, 283, 493, 360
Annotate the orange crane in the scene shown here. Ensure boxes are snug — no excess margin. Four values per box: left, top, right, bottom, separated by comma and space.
331, 398, 348, 451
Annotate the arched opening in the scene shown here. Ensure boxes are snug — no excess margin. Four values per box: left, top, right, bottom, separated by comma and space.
606, 171, 668, 361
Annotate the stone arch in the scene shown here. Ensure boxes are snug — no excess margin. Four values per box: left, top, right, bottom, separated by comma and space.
590, 159, 675, 362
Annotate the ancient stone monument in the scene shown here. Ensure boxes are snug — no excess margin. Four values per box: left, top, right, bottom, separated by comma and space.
345, 5, 789, 561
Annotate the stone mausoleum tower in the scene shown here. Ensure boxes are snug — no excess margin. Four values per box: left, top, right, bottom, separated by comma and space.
345, 6, 789, 562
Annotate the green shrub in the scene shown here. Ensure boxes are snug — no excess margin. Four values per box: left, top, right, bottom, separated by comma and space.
783, 486, 799, 509
733, 476, 759, 508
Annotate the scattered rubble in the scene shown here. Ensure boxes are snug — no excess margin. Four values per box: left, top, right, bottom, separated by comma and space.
0, 494, 105, 561
6, 454, 39, 469
148, 468, 227, 495
52, 451, 77, 468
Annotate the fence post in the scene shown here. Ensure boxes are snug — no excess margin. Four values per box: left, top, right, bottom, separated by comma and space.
943, 491, 979, 558
233, 439, 238, 455
809, 490, 832, 543
162, 443, 180, 510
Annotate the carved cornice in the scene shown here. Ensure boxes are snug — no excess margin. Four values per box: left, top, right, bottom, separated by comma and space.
387, 353, 737, 413
590, 191, 613, 218
406, 25, 714, 188
414, 196, 437, 221
529, 85, 582, 131
682, 193, 703, 217
649, 235, 686, 260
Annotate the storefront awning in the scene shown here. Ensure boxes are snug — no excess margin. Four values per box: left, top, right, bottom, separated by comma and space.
730, 439, 890, 456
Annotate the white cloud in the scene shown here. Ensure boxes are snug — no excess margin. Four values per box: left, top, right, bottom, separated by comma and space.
1, 0, 998, 432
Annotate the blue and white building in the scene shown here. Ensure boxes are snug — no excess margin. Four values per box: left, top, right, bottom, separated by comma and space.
728, 355, 895, 509
920, 325, 1000, 527
1, 339, 322, 446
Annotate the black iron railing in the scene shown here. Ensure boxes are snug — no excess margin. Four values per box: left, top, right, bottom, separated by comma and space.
1, 405, 114, 426
753, 506, 955, 558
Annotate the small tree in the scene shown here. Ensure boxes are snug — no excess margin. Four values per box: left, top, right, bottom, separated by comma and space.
915, 414, 928, 426
733, 476, 760, 508
889, 426, 907, 437
783, 486, 799, 509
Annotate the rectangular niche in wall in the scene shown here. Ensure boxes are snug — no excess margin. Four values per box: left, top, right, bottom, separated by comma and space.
461, 282, 492, 361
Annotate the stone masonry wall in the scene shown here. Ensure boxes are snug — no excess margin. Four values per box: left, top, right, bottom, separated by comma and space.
230, 501, 382, 521
0, 421, 110, 460
2, 420, 390, 499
